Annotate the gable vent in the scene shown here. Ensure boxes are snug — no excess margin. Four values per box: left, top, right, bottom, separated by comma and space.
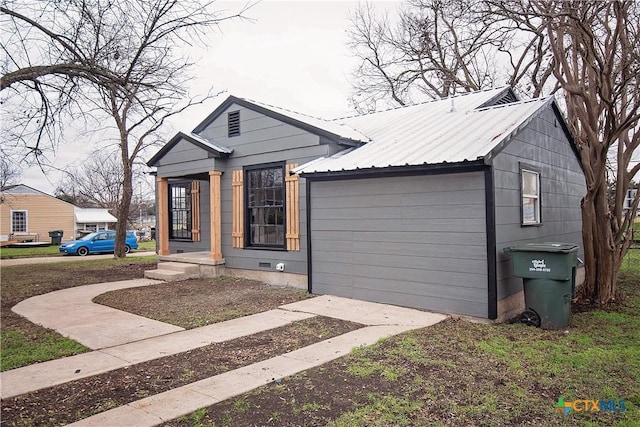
228, 111, 240, 137
477, 89, 519, 109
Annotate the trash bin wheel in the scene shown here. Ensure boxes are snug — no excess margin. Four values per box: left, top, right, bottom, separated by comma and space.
520, 309, 541, 327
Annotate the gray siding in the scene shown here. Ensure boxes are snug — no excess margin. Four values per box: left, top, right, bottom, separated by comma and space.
155, 140, 221, 177
157, 102, 347, 274
492, 108, 586, 299
310, 173, 488, 317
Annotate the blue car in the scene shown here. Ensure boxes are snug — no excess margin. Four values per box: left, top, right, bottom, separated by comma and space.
59, 231, 139, 256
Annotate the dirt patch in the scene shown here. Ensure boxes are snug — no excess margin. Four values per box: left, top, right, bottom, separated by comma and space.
1, 316, 362, 426
94, 277, 311, 329
163, 320, 535, 427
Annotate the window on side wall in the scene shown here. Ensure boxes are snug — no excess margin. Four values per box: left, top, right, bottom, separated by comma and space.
521, 166, 541, 225
11, 210, 27, 234
245, 163, 285, 249
169, 182, 192, 240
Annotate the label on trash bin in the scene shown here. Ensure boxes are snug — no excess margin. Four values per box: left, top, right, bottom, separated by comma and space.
530, 259, 551, 273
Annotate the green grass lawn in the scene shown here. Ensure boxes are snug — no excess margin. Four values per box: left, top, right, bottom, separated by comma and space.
0, 257, 157, 371
0, 240, 156, 259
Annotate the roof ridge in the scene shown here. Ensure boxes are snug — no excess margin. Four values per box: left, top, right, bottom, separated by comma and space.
473, 96, 550, 112
240, 97, 333, 123
332, 87, 509, 121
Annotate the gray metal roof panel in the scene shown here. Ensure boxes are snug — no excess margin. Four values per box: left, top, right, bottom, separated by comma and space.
296, 94, 551, 174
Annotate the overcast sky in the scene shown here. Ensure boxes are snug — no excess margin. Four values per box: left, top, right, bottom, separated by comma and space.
21, 0, 401, 194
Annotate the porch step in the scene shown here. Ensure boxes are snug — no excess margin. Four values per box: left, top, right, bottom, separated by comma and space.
144, 262, 200, 282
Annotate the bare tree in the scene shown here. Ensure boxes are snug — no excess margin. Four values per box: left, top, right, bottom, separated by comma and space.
0, 157, 22, 189
350, 0, 640, 305
55, 150, 125, 210
347, 0, 555, 111
2, 0, 252, 257
526, 0, 640, 304
55, 150, 153, 226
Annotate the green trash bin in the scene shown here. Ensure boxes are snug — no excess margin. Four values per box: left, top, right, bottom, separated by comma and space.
504, 242, 579, 330
48, 230, 64, 245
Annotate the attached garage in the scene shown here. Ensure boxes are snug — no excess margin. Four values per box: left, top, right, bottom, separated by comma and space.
309, 172, 490, 317
297, 89, 586, 320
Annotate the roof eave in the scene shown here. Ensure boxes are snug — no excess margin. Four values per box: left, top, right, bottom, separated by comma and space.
146, 131, 231, 167
299, 159, 486, 181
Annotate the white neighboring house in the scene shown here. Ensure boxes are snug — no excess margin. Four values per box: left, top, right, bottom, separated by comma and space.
75, 208, 117, 237
624, 189, 639, 216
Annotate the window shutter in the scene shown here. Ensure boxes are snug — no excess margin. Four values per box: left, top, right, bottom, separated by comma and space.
232, 170, 244, 248
285, 163, 300, 251
191, 181, 201, 242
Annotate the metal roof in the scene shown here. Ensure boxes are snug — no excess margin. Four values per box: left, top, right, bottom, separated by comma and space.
295, 90, 553, 174
186, 132, 233, 154
238, 97, 371, 143
75, 208, 117, 223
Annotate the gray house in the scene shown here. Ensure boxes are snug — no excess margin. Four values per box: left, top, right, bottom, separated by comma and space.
147, 87, 585, 321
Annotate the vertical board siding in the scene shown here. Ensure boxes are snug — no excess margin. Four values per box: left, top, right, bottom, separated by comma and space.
231, 170, 244, 248
285, 164, 300, 251
191, 181, 201, 242
209, 171, 223, 260
310, 173, 488, 317
493, 108, 586, 299
156, 178, 170, 255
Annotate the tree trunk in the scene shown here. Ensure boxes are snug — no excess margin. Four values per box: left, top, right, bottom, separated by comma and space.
114, 156, 133, 259
580, 182, 619, 305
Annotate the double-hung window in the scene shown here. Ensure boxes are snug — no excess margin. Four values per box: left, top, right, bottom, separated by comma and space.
521, 165, 541, 225
169, 182, 192, 240
11, 210, 27, 234
246, 163, 285, 248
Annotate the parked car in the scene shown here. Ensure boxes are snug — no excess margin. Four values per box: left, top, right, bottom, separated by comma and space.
59, 231, 139, 256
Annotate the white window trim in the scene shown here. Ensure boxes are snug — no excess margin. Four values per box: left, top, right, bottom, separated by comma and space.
521, 168, 541, 225
10, 210, 28, 234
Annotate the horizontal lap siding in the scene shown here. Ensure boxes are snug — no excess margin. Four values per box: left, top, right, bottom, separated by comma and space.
0, 194, 75, 242
310, 173, 488, 317
493, 108, 586, 299
198, 104, 339, 274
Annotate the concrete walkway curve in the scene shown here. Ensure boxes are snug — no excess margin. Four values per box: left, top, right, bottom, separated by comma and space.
12, 279, 181, 350
2, 278, 448, 426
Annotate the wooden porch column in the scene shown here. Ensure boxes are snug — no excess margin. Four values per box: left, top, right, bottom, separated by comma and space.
156, 177, 170, 256
209, 171, 223, 260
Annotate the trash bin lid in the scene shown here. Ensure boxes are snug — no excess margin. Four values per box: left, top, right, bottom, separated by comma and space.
506, 242, 579, 253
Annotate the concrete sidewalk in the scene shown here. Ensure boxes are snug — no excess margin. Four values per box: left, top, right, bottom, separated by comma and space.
2, 279, 447, 426
0, 251, 157, 266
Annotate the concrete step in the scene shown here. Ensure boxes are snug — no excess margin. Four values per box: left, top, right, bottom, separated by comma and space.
155, 262, 200, 275
144, 262, 200, 281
